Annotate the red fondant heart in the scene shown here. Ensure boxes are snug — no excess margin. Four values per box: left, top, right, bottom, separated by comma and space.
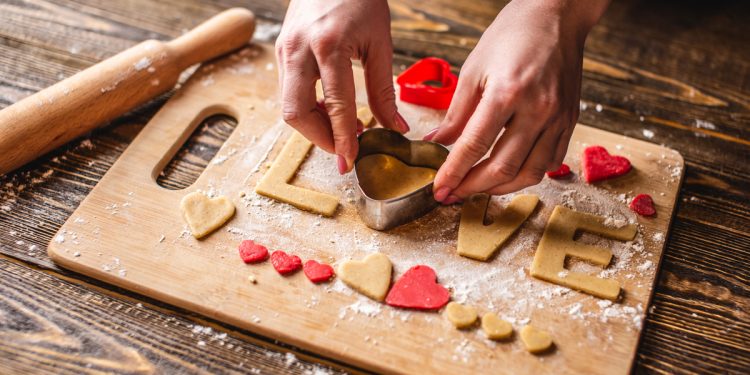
546, 163, 571, 179
581, 146, 632, 183
630, 194, 656, 216
303, 260, 335, 283
238, 240, 269, 263
385, 265, 450, 310
271, 250, 302, 275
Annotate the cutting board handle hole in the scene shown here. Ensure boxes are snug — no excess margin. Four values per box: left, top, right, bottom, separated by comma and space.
156, 114, 238, 190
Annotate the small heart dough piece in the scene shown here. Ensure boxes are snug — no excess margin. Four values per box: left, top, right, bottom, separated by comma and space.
180, 192, 235, 239
520, 325, 553, 354
338, 253, 392, 301
445, 302, 477, 329
481, 313, 513, 340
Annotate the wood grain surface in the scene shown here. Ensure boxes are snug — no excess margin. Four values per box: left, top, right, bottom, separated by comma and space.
0, 0, 748, 374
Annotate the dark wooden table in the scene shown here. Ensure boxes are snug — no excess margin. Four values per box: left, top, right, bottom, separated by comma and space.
1, 1, 748, 373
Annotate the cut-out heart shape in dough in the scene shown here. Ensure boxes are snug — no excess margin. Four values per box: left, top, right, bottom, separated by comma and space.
354, 128, 449, 230
385, 265, 450, 310
581, 145, 632, 183
481, 313, 513, 340
338, 253, 393, 301
238, 240, 269, 263
303, 260, 335, 283
271, 250, 302, 275
356, 154, 437, 200
445, 302, 477, 329
630, 193, 656, 216
180, 192, 235, 239
546, 163, 571, 179
520, 325, 553, 354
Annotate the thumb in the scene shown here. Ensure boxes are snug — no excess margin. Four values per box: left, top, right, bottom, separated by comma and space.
364, 40, 409, 133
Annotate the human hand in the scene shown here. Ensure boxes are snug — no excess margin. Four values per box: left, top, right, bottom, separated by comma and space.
425, 0, 609, 204
276, 0, 409, 174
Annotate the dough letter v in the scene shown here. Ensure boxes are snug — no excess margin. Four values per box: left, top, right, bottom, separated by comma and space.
457, 194, 539, 261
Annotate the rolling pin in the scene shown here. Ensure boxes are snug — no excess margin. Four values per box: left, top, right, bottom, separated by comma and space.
0, 8, 256, 175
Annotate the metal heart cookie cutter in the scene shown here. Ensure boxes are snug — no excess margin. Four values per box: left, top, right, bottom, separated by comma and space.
353, 128, 449, 230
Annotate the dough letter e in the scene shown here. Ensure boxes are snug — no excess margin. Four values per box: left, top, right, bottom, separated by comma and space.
530, 205, 637, 300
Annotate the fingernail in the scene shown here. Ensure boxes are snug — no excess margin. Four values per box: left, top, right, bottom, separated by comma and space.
337, 155, 348, 175
434, 186, 451, 202
423, 127, 439, 141
443, 194, 461, 205
394, 112, 410, 133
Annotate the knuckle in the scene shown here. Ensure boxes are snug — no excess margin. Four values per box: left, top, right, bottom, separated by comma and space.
458, 133, 490, 159
310, 30, 341, 56
488, 160, 519, 182
282, 110, 301, 125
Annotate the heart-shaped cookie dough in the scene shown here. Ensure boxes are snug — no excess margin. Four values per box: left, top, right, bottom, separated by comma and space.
180, 192, 235, 239
356, 154, 437, 200
303, 260, 335, 283
445, 302, 477, 329
338, 253, 392, 301
630, 193, 656, 216
238, 240, 269, 263
481, 313, 513, 340
581, 145, 632, 183
271, 250, 302, 275
520, 325, 553, 354
385, 265, 450, 310
354, 129, 449, 230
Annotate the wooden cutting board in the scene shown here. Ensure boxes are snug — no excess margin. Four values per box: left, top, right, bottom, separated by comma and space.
48, 43, 684, 374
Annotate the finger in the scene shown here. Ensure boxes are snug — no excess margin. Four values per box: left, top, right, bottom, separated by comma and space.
485, 126, 561, 196
449, 114, 542, 198
364, 38, 409, 133
280, 49, 335, 153
425, 72, 480, 144
316, 53, 359, 171
551, 125, 574, 170
432, 95, 513, 201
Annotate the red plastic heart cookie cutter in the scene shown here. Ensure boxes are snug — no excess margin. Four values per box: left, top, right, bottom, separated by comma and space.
396, 57, 457, 110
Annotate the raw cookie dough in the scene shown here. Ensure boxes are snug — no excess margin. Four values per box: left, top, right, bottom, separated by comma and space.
180, 192, 235, 239
356, 154, 437, 200
357, 106, 377, 128
458, 194, 539, 261
338, 253, 392, 301
530, 205, 638, 300
481, 313, 513, 340
445, 302, 477, 329
255, 131, 339, 216
520, 325, 553, 354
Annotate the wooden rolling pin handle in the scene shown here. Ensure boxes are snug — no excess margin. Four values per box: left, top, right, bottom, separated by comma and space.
0, 8, 256, 176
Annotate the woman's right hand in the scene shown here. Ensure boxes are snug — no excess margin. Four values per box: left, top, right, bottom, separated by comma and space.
276, 0, 409, 174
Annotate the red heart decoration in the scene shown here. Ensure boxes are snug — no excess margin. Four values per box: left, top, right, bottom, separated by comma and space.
546, 163, 571, 179
303, 260, 335, 283
385, 265, 450, 310
238, 240, 269, 263
630, 194, 656, 216
270, 250, 302, 275
581, 146, 632, 183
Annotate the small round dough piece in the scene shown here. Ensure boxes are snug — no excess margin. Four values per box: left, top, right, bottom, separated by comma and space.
481, 313, 513, 340
520, 325, 553, 354
445, 302, 477, 329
